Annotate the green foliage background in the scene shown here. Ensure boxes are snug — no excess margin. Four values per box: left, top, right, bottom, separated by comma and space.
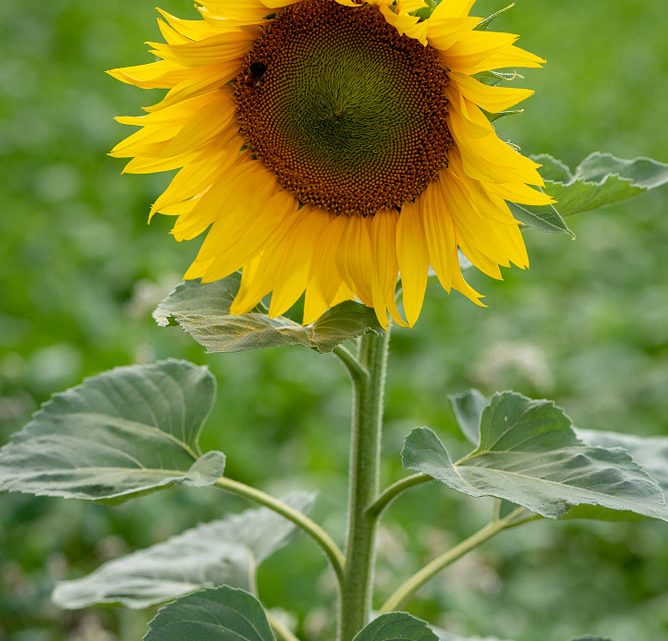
1, 1, 666, 640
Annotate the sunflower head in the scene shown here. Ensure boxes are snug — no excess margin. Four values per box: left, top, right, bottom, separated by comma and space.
110, 0, 554, 328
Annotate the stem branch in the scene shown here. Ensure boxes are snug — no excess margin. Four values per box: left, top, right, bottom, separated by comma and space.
268, 613, 301, 641
367, 474, 432, 517
214, 477, 345, 584
379, 508, 528, 612
333, 345, 368, 384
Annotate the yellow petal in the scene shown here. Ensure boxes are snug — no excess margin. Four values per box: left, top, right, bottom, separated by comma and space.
149, 30, 257, 67
420, 178, 456, 292
106, 60, 187, 89
161, 91, 236, 157
452, 72, 534, 112
431, 0, 477, 19
172, 155, 272, 242
460, 44, 546, 75
485, 181, 555, 206
396, 201, 430, 327
369, 212, 406, 329
197, 189, 297, 283
427, 16, 479, 51
336, 216, 374, 307
268, 210, 331, 317
303, 214, 349, 324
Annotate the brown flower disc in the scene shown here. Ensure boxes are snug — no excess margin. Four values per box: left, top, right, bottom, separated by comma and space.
234, 0, 452, 216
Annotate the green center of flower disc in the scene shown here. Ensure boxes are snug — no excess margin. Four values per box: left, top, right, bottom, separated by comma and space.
234, 0, 452, 216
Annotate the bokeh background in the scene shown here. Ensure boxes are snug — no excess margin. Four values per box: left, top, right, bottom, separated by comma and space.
1, 1, 667, 640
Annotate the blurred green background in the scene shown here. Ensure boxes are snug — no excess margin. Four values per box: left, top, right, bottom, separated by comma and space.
1, 1, 667, 640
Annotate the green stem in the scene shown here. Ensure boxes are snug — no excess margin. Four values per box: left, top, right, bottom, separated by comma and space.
339, 330, 390, 641
333, 345, 368, 383
267, 612, 301, 641
367, 473, 432, 518
214, 477, 345, 584
379, 508, 528, 612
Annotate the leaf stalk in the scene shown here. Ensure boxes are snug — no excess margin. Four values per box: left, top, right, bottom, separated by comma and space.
366, 474, 432, 517
379, 508, 528, 612
214, 477, 345, 584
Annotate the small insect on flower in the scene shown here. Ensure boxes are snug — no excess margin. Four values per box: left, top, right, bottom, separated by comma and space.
246, 61, 267, 88
109, 0, 553, 328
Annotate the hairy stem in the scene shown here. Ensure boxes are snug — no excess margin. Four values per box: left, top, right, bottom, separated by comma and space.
214, 477, 345, 584
379, 508, 528, 612
339, 330, 390, 641
333, 345, 368, 383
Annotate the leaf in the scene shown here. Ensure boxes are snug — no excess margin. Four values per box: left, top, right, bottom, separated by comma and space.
576, 152, 668, 188
533, 154, 573, 183
509, 202, 574, 237
485, 108, 525, 123
144, 586, 274, 641
403, 392, 668, 521
437, 636, 509, 641
353, 613, 438, 641
52, 492, 313, 609
570, 637, 615, 641
154, 276, 382, 354
475, 70, 524, 87
538, 152, 668, 217
450, 390, 668, 522
432, 627, 511, 641
449, 389, 487, 446
0, 360, 225, 501
475, 4, 515, 31
576, 429, 668, 497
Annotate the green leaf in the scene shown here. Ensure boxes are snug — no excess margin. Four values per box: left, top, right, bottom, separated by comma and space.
570, 637, 614, 641
538, 152, 668, 217
0, 360, 225, 501
154, 276, 382, 354
432, 627, 510, 641
144, 586, 274, 641
353, 613, 438, 641
438, 636, 509, 641
576, 152, 668, 188
450, 390, 668, 522
533, 154, 573, 183
485, 108, 525, 123
403, 392, 668, 521
576, 429, 668, 497
475, 70, 524, 87
475, 4, 515, 31
52, 492, 313, 609
509, 202, 574, 237
449, 389, 487, 446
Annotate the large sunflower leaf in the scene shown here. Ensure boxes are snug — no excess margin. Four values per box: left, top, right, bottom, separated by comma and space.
154, 276, 382, 354
449, 389, 668, 519
538, 152, 668, 217
404, 392, 668, 520
53, 492, 313, 609
0, 360, 225, 501
144, 586, 274, 641
353, 613, 438, 641
576, 429, 668, 496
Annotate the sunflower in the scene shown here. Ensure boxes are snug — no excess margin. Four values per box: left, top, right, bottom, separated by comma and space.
110, 0, 553, 328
